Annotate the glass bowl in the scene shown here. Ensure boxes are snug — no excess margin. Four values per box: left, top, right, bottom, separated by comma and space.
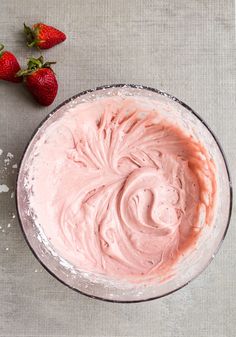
16, 84, 232, 303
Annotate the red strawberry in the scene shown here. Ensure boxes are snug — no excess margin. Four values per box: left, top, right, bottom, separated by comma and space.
16, 56, 58, 106
0, 44, 21, 83
24, 23, 66, 49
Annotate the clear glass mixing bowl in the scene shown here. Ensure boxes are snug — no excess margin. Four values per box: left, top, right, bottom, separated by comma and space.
16, 84, 232, 302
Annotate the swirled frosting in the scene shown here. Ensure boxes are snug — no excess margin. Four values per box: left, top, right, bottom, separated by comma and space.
27, 96, 216, 283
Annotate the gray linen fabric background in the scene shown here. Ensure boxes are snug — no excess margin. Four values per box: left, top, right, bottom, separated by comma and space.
0, 0, 235, 336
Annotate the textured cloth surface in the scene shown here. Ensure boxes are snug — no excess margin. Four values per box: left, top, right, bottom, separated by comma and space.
0, 1, 235, 336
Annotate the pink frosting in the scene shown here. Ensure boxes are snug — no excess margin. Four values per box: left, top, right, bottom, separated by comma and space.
27, 96, 216, 283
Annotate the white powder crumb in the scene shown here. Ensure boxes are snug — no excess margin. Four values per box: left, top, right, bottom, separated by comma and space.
5, 247, 9, 251
4, 158, 10, 165
12, 164, 17, 169
12, 214, 15, 219
0, 149, 3, 156
0, 184, 9, 193
3, 153, 14, 166
34, 269, 38, 273
2, 229, 5, 233
0, 226, 2, 229
7, 223, 11, 228
7, 152, 14, 159
11, 192, 15, 199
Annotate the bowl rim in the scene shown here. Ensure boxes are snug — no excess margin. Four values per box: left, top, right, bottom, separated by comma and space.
16, 84, 233, 303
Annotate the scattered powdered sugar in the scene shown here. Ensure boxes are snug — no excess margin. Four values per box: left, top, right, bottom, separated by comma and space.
0, 150, 17, 247
7, 152, 14, 159
4, 153, 14, 166
1, 151, 15, 176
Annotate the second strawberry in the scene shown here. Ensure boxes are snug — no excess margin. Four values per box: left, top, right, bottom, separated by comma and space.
17, 56, 58, 106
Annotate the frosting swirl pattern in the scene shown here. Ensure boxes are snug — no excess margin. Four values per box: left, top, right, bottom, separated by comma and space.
28, 96, 216, 282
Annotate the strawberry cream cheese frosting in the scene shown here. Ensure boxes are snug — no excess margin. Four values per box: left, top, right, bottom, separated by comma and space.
27, 96, 216, 283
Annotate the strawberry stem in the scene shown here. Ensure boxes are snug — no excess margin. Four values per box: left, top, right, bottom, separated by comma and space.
28, 56, 44, 70
0, 43, 4, 56
44, 61, 57, 68
16, 56, 56, 77
24, 23, 37, 48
